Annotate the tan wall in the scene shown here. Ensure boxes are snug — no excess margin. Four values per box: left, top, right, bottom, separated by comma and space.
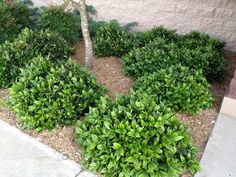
32, 0, 236, 52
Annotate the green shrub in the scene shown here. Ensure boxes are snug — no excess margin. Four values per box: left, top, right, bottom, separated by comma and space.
179, 31, 226, 81
0, 28, 73, 88
76, 93, 200, 177
93, 21, 137, 57
178, 45, 226, 81
133, 65, 213, 114
181, 31, 225, 51
141, 26, 179, 45
25, 29, 75, 62
37, 6, 80, 45
9, 56, 106, 131
122, 34, 226, 81
122, 39, 179, 78
9, 0, 33, 28
0, 1, 21, 44
0, 0, 34, 44
88, 20, 105, 38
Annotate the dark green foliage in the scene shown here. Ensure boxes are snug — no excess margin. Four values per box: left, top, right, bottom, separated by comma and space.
179, 31, 226, 81
122, 39, 179, 78
9, 0, 32, 28
9, 57, 106, 131
141, 26, 179, 45
76, 93, 200, 177
0, 1, 21, 44
181, 31, 225, 51
133, 65, 213, 114
0, 0, 35, 44
37, 6, 80, 44
26, 29, 75, 62
178, 45, 226, 81
88, 20, 105, 38
122, 30, 226, 81
93, 21, 137, 57
0, 28, 74, 88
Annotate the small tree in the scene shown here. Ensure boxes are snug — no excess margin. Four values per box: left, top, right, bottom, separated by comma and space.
64, 0, 93, 69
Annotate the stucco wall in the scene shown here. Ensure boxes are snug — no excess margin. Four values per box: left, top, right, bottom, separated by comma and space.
32, 0, 236, 52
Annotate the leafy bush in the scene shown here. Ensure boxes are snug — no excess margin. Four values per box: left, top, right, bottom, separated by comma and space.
93, 21, 137, 57
0, 0, 34, 44
141, 25, 179, 45
133, 65, 213, 114
122, 34, 226, 81
37, 6, 80, 44
179, 31, 226, 81
178, 45, 226, 81
25, 29, 75, 62
0, 1, 21, 44
88, 20, 105, 38
181, 31, 225, 51
9, 0, 33, 28
0, 28, 74, 88
9, 56, 106, 131
122, 39, 179, 78
76, 93, 200, 177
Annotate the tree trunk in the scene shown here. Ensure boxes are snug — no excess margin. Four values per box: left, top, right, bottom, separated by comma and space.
78, 0, 93, 69
64, 0, 93, 69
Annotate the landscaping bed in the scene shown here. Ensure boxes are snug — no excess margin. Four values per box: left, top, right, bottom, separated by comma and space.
1, 1, 236, 176
0, 41, 235, 165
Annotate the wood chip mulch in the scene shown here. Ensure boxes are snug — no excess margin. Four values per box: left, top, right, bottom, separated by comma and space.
0, 41, 236, 169
72, 40, 134, 97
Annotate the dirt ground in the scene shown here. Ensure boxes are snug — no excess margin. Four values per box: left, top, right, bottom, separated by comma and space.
0, 41, 236, 172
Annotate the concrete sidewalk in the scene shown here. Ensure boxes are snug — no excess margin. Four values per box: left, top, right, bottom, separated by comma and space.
0, 119, 97, 177
195, 97, 236, 177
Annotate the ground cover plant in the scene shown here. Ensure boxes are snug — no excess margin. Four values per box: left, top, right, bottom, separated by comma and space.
76, 93, 200, 177
9, 56, 106, 131
37, 5, 81, 45
133, 65, 213, 114
0, 28, 74, 88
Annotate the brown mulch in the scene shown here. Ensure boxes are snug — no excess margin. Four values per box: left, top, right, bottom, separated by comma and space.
0, 40, 236, 170
72, 41, 134, 97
